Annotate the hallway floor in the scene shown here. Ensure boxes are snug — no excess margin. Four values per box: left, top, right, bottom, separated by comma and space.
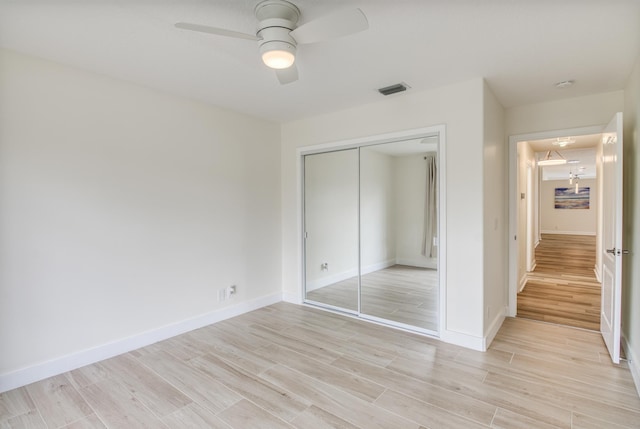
517, 234, 600, 331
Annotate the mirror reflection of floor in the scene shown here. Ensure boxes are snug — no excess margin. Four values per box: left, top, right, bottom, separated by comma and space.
306, 264, 438, 331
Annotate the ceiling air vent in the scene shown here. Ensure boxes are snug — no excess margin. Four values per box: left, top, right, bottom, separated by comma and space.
378, 82, 409, 96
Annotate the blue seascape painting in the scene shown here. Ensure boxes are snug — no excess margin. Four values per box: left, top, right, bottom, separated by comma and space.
555, 187, 590, 209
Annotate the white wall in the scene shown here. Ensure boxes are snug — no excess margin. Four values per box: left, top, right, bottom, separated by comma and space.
0, 49, 282, 389
623, 56, 640, 395
482, 82, 507, 343
304, 149, 359, 289
282, 78, 488, 347
506, 91, 624, 136
540, 179, 597, 235
394, 153, 437, 269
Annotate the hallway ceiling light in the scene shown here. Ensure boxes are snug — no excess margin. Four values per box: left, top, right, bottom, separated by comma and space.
552, 137, 575, 147
538, 150, 567, 166
554, 80, 575, 89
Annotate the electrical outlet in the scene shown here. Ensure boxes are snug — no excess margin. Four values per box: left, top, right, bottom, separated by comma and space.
218, 288, 227, 302
321, 262, 328, 271
229, 285, 237, 296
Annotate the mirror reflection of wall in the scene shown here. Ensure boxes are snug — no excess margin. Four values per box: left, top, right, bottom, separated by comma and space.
360, 143, 438, 331
304, 149, 359, 311
303, 136, 440, 333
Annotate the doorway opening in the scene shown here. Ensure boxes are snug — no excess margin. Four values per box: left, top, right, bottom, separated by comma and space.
509, 114, 624, 364
508, 126, 605, 330
515, 133, 601, 331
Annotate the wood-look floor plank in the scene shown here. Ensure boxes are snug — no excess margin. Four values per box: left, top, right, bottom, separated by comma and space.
1, 302, 638, 429
217, 399, 295, 429
456, 346, 640, 414
0, 387, 35, 423
261, 364, 420, 429
0, 410, 47, 429
289, 405, 361, 429
483, 371, 640, 427
190, 353, 310, 422
254, 344, 386, 403
66, 363, 110, 391
331, 354, 497, 426
99, 353, 193, 418
490, 407, 562, 429
570, 412, 633, 429
135, 349, 242, 414
518, 234, 601, 330
245, 323, 343, 365
61, 413, 107, 429
161, 403, 231, 429
374, 389, 489, 429
80, 378, 169, 428
25, 374, 93, 428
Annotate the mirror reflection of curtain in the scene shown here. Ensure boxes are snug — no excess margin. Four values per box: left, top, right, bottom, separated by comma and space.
422, 155, 437, 258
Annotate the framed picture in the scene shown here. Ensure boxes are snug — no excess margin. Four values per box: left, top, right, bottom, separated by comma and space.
555, 187, 590, 209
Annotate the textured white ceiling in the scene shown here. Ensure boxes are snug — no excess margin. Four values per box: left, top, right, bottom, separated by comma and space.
1, 0, 639, 122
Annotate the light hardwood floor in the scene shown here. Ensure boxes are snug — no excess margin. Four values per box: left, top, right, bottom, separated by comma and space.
306, 265, 438, 331
1, 302, 639, 428
518, 234, 601, 331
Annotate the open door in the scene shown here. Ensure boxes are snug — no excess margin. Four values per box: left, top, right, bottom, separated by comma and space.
600, 112, 624, 364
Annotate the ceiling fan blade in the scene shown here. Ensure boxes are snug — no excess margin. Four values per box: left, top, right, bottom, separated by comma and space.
276, 65, 299, 85
175, 22, 260, 41
290, 8, 368, 44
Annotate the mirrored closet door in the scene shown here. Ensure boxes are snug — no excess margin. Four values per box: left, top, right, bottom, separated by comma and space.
303, 149, 359, 312
303, 136, 440, 334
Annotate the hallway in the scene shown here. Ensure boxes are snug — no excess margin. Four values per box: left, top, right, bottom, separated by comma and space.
517, 234, 601, 331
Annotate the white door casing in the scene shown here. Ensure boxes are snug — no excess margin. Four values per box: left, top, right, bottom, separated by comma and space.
600, 112, 624, 364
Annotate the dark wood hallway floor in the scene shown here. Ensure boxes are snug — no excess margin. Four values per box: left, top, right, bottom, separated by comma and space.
517, 234, 601, 331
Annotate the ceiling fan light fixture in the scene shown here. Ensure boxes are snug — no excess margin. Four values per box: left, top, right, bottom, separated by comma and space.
260, 41, 296, 69
552, 137, 575, 147
538, 159, 567, 166
537, 150, 567, 166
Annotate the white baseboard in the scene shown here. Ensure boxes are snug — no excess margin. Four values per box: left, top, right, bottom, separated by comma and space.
594, 264, 602, 282
282, 291, 302, 304
440, 329, 485, 351
395, 257, 437, 270
518, 273, 528, 292
484, 308, 506, 350
0, 292, 283, 393
362, 259, 397, 275
306, 259, 397, 292
540, 230, 596, 236
622, 334, 640, 398
306, 268, 358, 292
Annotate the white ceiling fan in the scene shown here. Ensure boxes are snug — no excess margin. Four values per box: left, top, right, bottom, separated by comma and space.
175, 0, 368, 85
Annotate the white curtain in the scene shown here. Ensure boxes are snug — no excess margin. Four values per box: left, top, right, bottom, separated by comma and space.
422, 155, 437, 258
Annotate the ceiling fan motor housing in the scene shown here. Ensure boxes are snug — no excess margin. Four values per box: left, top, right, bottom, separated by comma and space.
255, 0, 300, 53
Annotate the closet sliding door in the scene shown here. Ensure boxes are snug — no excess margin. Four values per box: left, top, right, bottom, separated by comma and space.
303, 149, 359, 312
303, 136, 440, 334
360, 141, 439, 332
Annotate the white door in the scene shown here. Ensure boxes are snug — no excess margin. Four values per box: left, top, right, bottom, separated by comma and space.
600, 112, 624, 364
